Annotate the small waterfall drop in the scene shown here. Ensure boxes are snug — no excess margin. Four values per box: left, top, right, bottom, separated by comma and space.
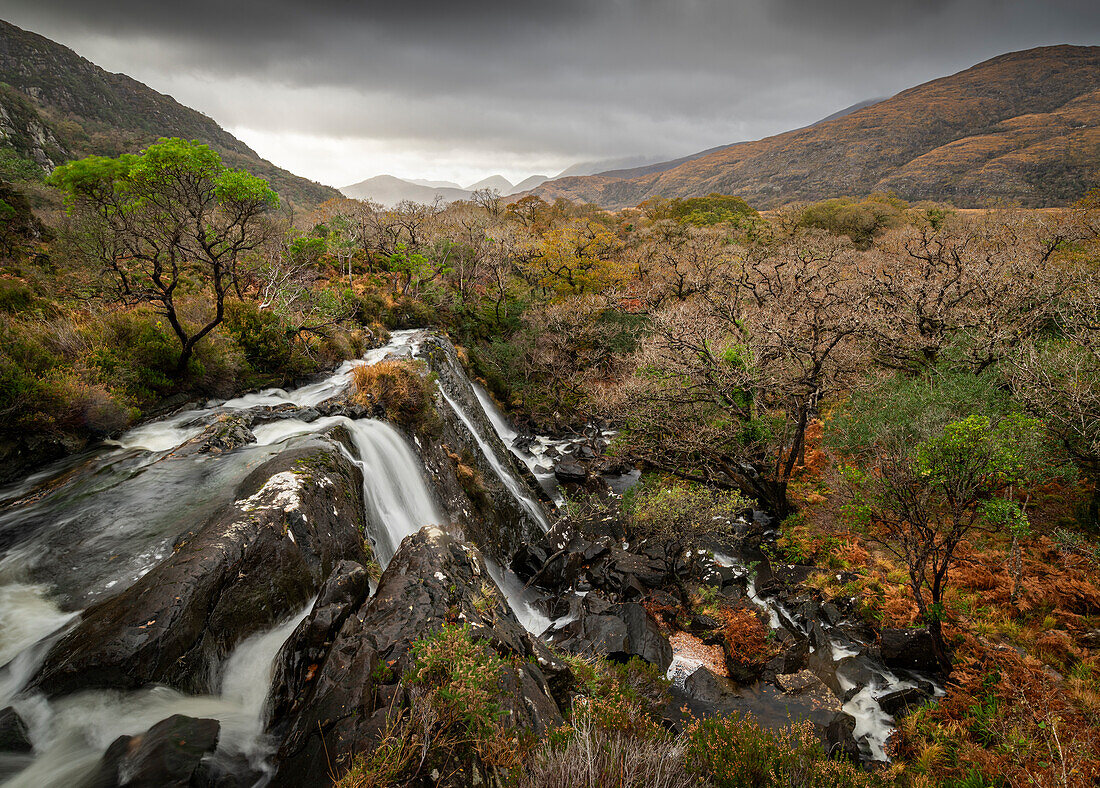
438, 387, 550, 532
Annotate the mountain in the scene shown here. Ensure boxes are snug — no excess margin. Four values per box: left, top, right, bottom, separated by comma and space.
340, 174, 472, 205
508, 174, 549, 194
409, 178, 464, 189
531, 46, 1100, 209
553, 154, 672, 179
0, 19, 339, 209
808, 97, 886, 127
465, 174, 513, 192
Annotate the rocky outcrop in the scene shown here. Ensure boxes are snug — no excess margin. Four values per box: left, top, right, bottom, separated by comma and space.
414, 335, 550, 561
85, 715, 220, 788
550, 596, 672, 671
270, 525, 565, 787
34, 433, 367, 696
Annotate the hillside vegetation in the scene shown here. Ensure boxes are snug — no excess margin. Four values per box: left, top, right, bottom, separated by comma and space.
0, 19, 339, 209
531, 46, 1100, 209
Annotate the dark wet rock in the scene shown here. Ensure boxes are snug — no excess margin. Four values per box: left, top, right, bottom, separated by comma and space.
85, 715, 220, 788
775, 669, 841, 712
683, 666, 740, 706
35, 434, 367, 697
414, 335, 550, 563
270, 526, 563, 787
511, 520, 666, 600
824, 712, 861, 762
550, 600, 672, 671
0, 707, 31, 752
764, 633, 809, 676
175, 415, 255, 457
879, 627, 939, 672
878, 686, 932, 717
553, 457, 588, 483
267, 560, 373, 732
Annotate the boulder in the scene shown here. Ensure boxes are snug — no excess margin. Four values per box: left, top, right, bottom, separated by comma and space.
270, 526, 563, 787
85, 715, 219, 788
0, 707, 31, 752
877, 686, 932, 717
879, 628, 940, 672
824, 712, 861, 763
35, 435, 368, 696
553, 457, 588, 483
550, 600, 672, 672
175, 415, 255, 456
266, 560, 373, 734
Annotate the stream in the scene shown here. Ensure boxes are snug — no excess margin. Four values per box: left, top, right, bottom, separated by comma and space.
0, 328, 928, 782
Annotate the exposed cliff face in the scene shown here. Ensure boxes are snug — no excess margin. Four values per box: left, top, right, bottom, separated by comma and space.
530, 45, 1100, 209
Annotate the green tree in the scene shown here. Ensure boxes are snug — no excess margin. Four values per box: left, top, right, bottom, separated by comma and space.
845, 412, 1050, 669
48, 137, 279, 374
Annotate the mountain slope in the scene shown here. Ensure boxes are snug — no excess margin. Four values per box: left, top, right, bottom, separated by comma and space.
531, 46, 1100, 209
466, 174, 512, 192
0, 19, 340, 209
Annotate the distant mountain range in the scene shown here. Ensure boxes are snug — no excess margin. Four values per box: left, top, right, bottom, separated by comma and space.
340, 172, 551, 206
529, 46, 1100, 209
0, 19, 340, 210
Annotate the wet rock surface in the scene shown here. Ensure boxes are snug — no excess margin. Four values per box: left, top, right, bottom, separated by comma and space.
270, 525, 564, 787
34, 434, 367, 696
85, 714, 220, 788
0, 707, 31, 753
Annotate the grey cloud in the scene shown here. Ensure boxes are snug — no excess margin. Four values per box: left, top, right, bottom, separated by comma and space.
3, 0, 1098, 183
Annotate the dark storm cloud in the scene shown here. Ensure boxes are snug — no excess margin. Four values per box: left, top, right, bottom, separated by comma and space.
3, 0, 1098, 184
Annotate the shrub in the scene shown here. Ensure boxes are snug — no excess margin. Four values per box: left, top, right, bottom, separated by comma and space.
222, 299, 292, 373
686, 714, 893, 787
336, 624, 526, 788
352, 359, 439, 434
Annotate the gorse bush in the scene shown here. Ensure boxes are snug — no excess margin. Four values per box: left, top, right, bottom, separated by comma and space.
337, 624, 528, 788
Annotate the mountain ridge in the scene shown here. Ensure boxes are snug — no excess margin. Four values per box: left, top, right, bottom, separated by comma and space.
529, 45, 1100, 209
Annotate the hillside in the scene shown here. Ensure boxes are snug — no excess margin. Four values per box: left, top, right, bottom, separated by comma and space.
0, 19, 339, 209
531, 46, 1100, 209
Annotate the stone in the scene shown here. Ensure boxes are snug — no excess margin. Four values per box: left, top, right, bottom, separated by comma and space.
35, 435, 367, 697
877, 686, 932, 717
0, 707, 31, 752
87, 715, 220, 788
879, 628, 940, 672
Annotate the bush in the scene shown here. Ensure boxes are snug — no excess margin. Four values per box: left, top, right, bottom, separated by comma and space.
336, 624, 526, 788
686, 714, 893, 787
798, 193, 908, 248
352, 359, 439, 434
222, 300, 292, 373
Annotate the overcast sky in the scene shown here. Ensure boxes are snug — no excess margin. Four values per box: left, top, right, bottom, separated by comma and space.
3, 1, 1099, 188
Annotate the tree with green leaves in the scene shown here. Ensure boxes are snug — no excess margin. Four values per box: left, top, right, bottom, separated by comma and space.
843, 412, 1051, 670
48, 137, 279, 375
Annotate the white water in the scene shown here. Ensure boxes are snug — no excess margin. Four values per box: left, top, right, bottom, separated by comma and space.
253, 415, 443, 566
472, 384, 569, 505
439, 387, 550, 532
483, 559, 553, 636
2, 605, 310, 787
710, 551, 918, 761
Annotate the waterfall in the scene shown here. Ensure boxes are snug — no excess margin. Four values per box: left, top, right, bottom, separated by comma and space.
438, 387, 550, 532
252, 415, 443, 567
0, 604, 311, 787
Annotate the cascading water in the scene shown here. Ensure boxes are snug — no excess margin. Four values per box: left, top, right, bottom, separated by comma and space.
0, 330, 429, 784
251, 415, 443, 566
438, 387, 551, 532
